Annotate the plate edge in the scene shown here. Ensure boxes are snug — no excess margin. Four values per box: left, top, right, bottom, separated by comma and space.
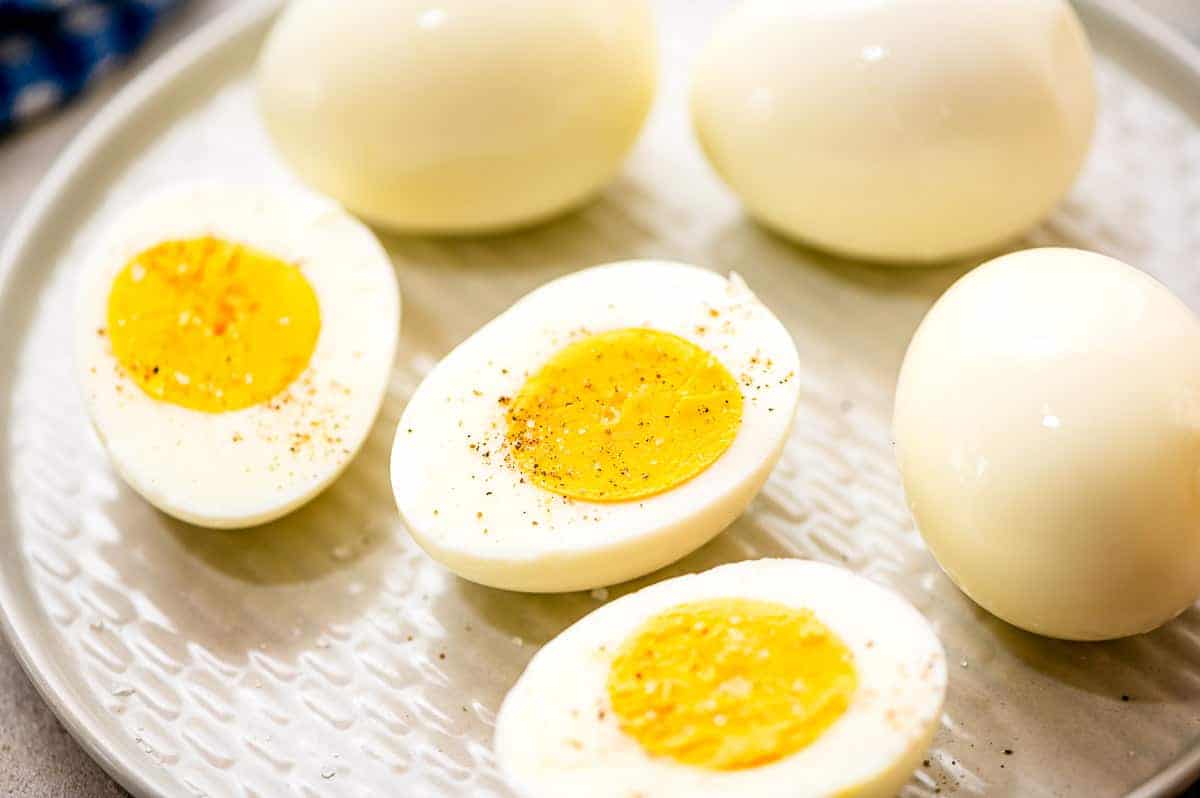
2, 0, 1200, 797
0, 3, 282, 797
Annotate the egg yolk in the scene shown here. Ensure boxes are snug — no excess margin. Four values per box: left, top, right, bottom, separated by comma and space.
505, 328, 742, 502
106, 236, 320, 413
607, 598, 857, 771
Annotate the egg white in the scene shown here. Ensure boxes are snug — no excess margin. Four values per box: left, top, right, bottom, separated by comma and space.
257, 0, 657, 233
895, 247, 1200, 639
495, 558, 947, 798
390, 261, 800, 591
75, 181, 401, 528
691, 0, 1095, 262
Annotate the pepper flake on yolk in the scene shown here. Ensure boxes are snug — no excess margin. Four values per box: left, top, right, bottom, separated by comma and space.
106, 236, 320, 413
505, 328, 743, 502
607, 598, 858, 771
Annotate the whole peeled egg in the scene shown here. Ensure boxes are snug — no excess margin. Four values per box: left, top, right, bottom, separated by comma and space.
257, 0, 657, 233
691, 0, 1095, 262
894, 248, 1200, 640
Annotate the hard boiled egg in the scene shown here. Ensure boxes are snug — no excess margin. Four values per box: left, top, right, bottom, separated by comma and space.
76, 182, 400, 528
691, 0, 1095, 262
257, 0, 657, 234
495, 559, 947, 798
390, 261, 800, 591
895, 248, 1200, 640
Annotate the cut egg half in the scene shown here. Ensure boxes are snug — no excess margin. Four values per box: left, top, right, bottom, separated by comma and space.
390, 261, 800, 591
495, 559, 947, 798
75, 182, 401, 528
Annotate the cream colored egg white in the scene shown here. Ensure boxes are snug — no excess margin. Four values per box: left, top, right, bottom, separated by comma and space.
691, 0, 1094, 262
390, 262, 800, 591
494, 559, 947, 798
75, 181, 401, 528
257, 0, 657, 233
895, 248, 1200, 639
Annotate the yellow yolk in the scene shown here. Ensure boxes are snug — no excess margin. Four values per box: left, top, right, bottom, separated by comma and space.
505, 328, 743, 502
106, 236, 320, 413
607, 598, 857, 771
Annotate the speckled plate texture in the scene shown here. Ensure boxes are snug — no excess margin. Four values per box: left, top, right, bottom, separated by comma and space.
3, 1, 1200, 796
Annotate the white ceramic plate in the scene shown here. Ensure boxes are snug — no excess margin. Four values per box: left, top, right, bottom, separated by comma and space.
4, 1, 1200, 796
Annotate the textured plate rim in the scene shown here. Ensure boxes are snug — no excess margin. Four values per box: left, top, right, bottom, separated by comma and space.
0, 1, 1199, 796
1071, 6, 1200, 796
0, 4, 283, 797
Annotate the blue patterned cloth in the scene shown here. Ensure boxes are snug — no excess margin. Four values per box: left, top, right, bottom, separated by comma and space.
0, 0, 182, 134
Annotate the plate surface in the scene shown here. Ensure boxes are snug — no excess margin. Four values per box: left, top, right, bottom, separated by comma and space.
4, 1, 1200, 796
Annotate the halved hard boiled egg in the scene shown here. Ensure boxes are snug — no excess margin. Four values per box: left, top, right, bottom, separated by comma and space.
76, 182, 400, 528
495, 559, 947, 798
390, 261, 800, 591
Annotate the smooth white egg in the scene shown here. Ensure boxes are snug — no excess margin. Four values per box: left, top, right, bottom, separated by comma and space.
257, 0, 657, 234
895, 248, 1200, 640
390, 261, 800, 591
76, 182, 400, 528
495, 559, 947, 798
691, 0, 1095, 262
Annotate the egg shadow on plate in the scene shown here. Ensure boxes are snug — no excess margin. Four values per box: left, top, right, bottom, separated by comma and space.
705, 214, 986, 289
365, 174, 683, 372
444, 509, 801, 654
92, 400, 401, 664
694, 217, 977, 380
374, 173, 678, 284
161, 495, 388, 587
429, 506, 872, 765
697, 214, 1113, 384
975, 599, 1200, 705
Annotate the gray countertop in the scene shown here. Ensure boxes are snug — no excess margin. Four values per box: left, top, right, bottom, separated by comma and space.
0, 1, 1197, 796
